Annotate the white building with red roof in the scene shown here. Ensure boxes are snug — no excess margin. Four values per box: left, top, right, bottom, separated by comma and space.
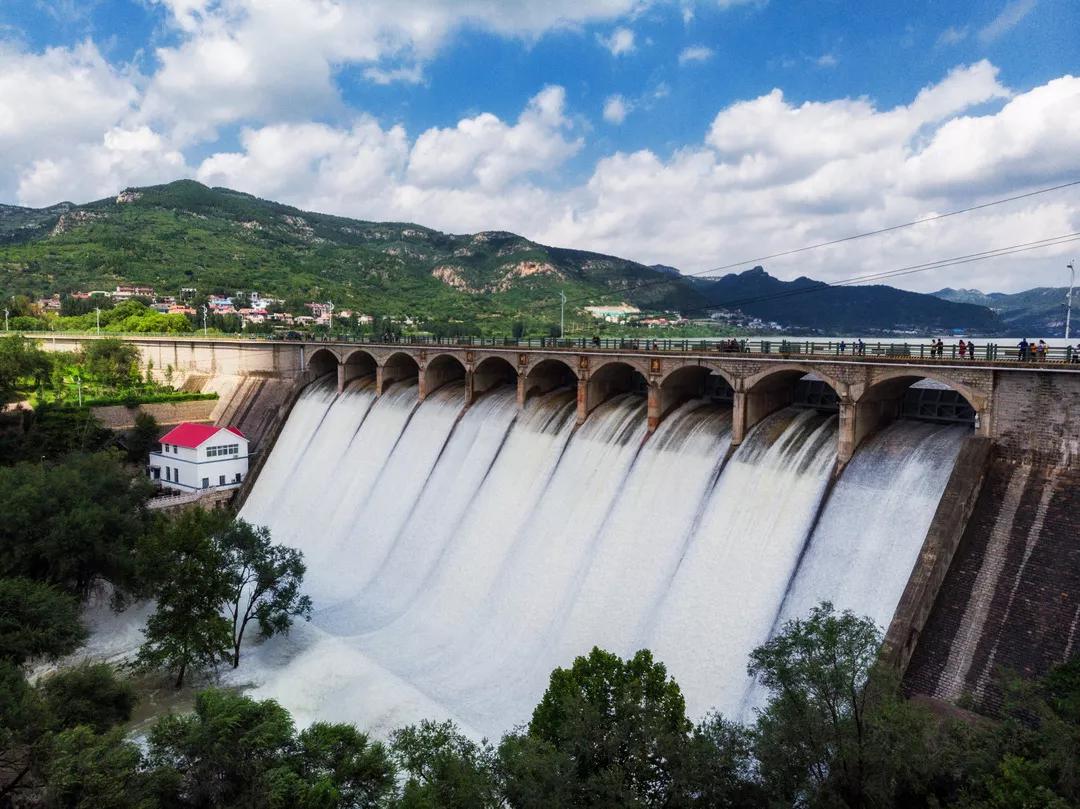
148, 423, 249, 493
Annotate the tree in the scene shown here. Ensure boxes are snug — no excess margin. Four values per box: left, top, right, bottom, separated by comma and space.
146, 689, 397, 808
293, 722, 397, 808
40, 663, 136, 733
502, 647, 692, 808
82, 338, 139, 388
137, 509, 233, 688
125, 411, 160, 464
391, 719, 501, 808
749, 602, 942, 809
674, 713, 765, 808
0, 453, 154, 599
0, 334, 50, 400
0, 662, 48, 805
218, 519, 312, 668
0, 578, 86, 666
43, 727, 151, 809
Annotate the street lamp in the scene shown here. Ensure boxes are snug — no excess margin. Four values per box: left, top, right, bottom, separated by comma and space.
201, 305, 208, 338
559, 290, 566, 343
95, 307, 100, 335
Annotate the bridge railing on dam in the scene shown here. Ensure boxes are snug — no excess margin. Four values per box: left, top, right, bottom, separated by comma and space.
22, 330, 1080, 364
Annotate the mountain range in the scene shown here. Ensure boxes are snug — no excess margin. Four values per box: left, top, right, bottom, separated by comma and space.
932, 286, 1074, 337
0, 179, 1061, 336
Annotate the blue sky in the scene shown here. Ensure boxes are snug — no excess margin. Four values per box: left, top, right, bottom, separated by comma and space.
1, 0, 1079, 291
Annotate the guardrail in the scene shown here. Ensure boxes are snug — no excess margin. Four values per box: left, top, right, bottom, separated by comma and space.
146, 484, 238, 510
21, 330, 1080, 364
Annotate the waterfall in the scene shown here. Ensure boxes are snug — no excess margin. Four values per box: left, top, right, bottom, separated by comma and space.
238, 381, 966, 738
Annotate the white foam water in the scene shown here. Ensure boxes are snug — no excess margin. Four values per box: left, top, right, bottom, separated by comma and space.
235, 381, 966, 738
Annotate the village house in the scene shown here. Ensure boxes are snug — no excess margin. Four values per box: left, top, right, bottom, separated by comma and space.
148, 423, 249, 492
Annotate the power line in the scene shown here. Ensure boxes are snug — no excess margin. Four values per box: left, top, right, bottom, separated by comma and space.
554, 178, 1080, 312
681, 178, 1080, 279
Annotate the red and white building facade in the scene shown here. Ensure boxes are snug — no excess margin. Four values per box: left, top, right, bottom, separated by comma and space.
149, 423, 250, 492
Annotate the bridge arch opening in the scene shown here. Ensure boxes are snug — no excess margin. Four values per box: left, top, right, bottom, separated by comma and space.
524, 358, 577, 402
855, 374, 977, 447
586, 361, 648, 416
743, 367, 841, 433
341, 349, 377, 388
381, 352, 420, 393
423, 354, 466, 398
659, 366, 735, 417
307, 347, 339, 380
473, 356, 517, 397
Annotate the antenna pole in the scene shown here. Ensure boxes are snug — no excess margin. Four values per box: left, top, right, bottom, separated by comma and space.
1067, 262, 1075, 341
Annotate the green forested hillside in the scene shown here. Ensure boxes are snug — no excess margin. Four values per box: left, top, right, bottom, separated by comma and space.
0, 180, 699, 332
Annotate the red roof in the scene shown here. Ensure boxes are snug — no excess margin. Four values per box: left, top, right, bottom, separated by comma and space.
159, 423, 246, 448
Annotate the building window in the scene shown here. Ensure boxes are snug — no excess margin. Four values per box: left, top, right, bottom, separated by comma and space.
206, 443, 240, 458
234, 473, 242, 483
165, 467, 170, 481
219, 475, 226, 486
202, 478, 209, 489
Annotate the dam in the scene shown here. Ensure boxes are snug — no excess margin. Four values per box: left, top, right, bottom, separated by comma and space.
36, 335, 1080, 734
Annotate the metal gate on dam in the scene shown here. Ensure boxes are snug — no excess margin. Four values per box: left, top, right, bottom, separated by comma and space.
34, 334, 1080, 715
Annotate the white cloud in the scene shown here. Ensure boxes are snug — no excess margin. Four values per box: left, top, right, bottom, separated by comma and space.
598, 26, 636, 56
979, 0, 1038, 43
0, 41, 140, 182
814, 53, 838, 68
603, 95, 631, 124
937, 26, 969, 46
17, 126, 187, 207
678, 45, 713, 65
362, 64, 425, 85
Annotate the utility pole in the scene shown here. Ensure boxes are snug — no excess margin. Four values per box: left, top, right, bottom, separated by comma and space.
326, 301, 334, 337
3, 308, 8, 332
95, 307, 100, 335
1067, 261, 1075, 341
559, 290, 567, 343
202, 305, 208, 338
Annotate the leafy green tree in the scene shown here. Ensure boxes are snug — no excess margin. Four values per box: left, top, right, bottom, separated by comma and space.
0, 334, 50, 400
40, 663, 136, 733
502, 647, 692, 808
43, 726, 151, 809
146, 689, 396, 808
137, 509, 233, 687
125, 411, 160, 463
0, 578, 86, 666
0, 662, 49, 804
82, 338, 139, 387
674, 713, 765, 808
292, 722, 397, 808
218, 519, 312, 668
392, 719, 501, 808
0, 453, 154, 599
749, 602, 944, 809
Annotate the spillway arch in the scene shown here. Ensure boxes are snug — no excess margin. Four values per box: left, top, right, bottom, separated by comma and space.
306, 347, 341, 379
585, 359, 650, 416
524, 358, 578, 402
423, 353, 467, 399
659, 365, 737, 417
473, 355, 518, 398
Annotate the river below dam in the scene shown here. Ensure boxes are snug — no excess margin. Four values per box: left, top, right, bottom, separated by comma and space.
237, 378, 969, 737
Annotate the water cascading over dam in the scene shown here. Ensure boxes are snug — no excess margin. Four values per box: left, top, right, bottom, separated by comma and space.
239, 375, 969, 737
